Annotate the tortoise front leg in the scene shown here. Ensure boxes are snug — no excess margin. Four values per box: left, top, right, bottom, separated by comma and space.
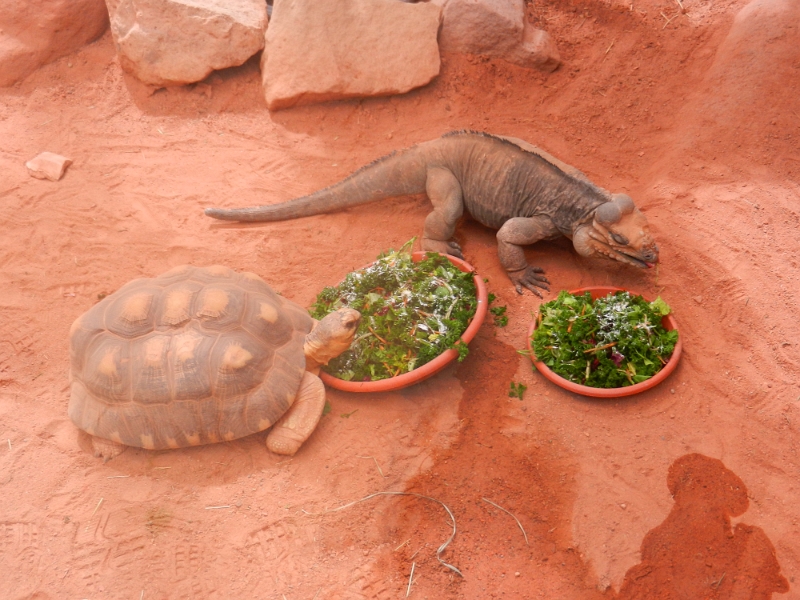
266, 371, 326, 456
496, 215, 559, 296
91, 436, 127, 462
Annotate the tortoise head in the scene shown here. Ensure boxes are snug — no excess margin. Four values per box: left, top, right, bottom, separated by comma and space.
573, 194, 659, 269
304, 307, 361, 369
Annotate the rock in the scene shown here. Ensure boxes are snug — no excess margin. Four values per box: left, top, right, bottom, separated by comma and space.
434, 0, 560, 72
105, 0, 268, 87
0, 0, 109, 87
677, 0, 800, 163
508, 25, 561, 73
26, 152, 73, 181
437, 0, 523, 55
262, 0, 442, 111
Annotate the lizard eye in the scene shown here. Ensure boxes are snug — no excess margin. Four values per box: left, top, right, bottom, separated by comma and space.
610, 232, 629, 246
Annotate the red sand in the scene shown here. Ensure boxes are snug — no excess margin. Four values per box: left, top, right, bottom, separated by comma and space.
1, 0, 798, 597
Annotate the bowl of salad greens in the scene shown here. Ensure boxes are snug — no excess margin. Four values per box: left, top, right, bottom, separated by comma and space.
311, 241, 488, 392
528, 287, 681, 398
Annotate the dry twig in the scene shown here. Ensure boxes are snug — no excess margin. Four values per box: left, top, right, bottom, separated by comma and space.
482, 498, 529, 545
357, 455, 386, 478
317, 491, 463, 576
406, 561, 416, 597
661, 11, 680, 28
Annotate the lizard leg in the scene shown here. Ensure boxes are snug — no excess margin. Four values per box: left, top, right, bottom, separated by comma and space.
496, 216, 559, 296
266, 371, 326, 456
422, 167, 465, 258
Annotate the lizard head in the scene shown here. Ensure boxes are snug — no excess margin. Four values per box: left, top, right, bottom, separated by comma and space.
573, 194, 659, 268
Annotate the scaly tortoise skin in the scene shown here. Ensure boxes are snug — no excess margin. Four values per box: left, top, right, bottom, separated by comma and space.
68, 264, 360, 459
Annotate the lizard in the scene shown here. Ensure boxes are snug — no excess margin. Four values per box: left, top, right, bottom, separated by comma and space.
204, 130, 659, 296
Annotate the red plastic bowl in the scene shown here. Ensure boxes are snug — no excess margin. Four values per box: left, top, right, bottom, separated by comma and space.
319, 252, 488, 392
527, 286, 682, 398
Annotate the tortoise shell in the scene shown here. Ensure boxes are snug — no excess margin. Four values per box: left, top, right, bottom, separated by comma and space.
68, 265, 314, 450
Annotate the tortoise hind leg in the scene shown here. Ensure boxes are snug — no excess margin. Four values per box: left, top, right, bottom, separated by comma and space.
266, 371, 326, 456
91, 436, 127, 462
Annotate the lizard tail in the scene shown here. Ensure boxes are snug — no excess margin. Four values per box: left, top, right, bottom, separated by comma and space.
204, 148, 428, 222
204, 196, 355, 222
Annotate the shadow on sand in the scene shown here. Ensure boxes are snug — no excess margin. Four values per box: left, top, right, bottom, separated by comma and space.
617, 453, 789, 599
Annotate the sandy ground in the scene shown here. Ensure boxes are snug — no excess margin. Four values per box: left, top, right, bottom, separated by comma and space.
1, 0, 799, 598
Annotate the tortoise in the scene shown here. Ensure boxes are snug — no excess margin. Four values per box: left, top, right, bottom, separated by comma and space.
68, 264, 361, 461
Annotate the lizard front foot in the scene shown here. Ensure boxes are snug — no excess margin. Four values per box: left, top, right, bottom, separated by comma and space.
422, 238, 464, 259
508, 266, 550, 297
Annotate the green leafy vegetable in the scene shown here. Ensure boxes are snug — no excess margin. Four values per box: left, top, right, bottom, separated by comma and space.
649, 296, 671, 316
509, 381, 527, 399
310, 239, 478, 382
488, 293, 508, 326
531, 290, 678, 388
490, 306, 508, 327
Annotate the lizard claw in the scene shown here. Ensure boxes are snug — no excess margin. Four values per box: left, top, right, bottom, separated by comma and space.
509, 266, 550, 297
447, 242, 464, 259
422, 238, 464, 259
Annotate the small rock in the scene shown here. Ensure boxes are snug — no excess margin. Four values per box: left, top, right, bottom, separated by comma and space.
26, 152, 72, 181
195, 83, 213, 99
435, 0, 559, 72
437, 0, 523, 55
620, 503, 627, 509
507, 25, 561, 72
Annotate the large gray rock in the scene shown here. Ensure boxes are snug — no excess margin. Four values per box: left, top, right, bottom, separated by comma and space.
0, 0, 109, 87
262, 0, 442, 111
435, 0, 560, 72
106, 0, 268, 87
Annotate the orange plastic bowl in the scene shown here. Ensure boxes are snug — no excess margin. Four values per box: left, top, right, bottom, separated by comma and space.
527, 286, 682, 398
319, 252, 488, 393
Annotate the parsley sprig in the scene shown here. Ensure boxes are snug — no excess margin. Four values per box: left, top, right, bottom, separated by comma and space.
532, 290, 678, 388
310, 240, 478, 382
